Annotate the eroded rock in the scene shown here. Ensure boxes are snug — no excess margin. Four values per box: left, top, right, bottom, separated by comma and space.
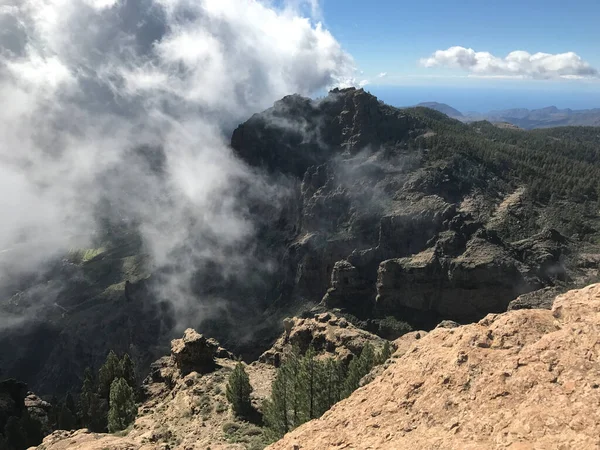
170, 329, 219, 376
259, 313, 386, 366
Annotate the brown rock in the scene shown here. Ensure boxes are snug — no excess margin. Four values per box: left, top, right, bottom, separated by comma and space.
259, 313, 386, 365
170, 328, 219, 375
268, 284, 600, 450
24, 392, 53, 434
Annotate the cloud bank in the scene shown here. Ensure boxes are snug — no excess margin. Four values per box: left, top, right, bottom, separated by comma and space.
0, 0, 356, 327
420, 46, 598, 79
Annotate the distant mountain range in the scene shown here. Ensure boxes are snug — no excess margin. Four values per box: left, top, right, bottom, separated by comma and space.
416, 102, 600, 129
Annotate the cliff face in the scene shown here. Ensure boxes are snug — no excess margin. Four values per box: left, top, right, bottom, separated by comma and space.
268, 284, 600, 450
231, 87, 591, 327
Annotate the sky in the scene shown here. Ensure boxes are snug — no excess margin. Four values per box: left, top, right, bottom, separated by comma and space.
318, 0, 600, 110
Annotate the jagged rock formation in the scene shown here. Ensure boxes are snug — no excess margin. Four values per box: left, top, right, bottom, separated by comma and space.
375, 229, 570, 321
259, 312, 386, 366
231, 87, 597, 330
36, 329, 276, 450
34, 316, 390, 449
24, 393, 53, 435
268, 284, 600, 450
170, 329, 220, 375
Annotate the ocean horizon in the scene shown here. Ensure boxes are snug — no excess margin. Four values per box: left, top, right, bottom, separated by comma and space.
366, 85, 600, 114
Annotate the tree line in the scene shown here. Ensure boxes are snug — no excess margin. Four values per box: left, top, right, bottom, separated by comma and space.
0, 351, 138, 450
226, 341, 392, 440
52, 350, 138, 434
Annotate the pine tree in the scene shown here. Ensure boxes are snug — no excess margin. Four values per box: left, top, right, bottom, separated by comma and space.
57, 403, 76, 430
298, 346, 324, 420
377, 341, 393, 365
285, 346, 304, 428
87, 393, 108, 433
343, 343, 375, 398
225, 363, 253, 418
65, 392, 77, 426
98, 350, 121, 399
80, 367, 96, 428
120, 353, 136, 390
318, 357, 344, 415
264, 361, 292, 439
107, 378, 137, 433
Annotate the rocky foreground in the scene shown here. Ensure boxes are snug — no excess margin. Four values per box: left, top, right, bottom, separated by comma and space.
32, 312, 383, 449
269, 284, 600, 449
31, 284, 600, 449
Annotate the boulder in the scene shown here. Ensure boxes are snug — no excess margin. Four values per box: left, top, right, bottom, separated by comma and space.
436, 320, 460, 329
170, 329, 219, 375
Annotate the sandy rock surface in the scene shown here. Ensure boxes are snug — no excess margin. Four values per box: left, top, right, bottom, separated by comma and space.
269, 284, 600, 450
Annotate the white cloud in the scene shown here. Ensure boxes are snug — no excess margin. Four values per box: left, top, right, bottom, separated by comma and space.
420, 46, 598, 79
0, 0, 357, 327
377, 72, 387, 78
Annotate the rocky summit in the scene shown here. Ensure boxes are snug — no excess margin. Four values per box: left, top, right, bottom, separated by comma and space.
269, 284, 600, 450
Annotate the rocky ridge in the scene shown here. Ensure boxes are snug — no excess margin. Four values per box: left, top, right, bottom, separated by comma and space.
269, 283, 600, 450
259, 312, 387, 366
34, 314, 384, 450
232, 87, 598, 329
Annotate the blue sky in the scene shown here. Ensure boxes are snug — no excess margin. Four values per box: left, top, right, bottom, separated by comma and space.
322, 0, 600, 80
317, 0, 600, 109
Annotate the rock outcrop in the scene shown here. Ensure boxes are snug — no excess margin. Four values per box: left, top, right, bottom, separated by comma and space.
24, 392, 53, 435
36, 329, 275, 450
259, 313, 387, 366
375, 229, 570, 322
508, 286, 563, 311
171, 328, 220, 375
268, 284, 600, 450
0, 379, 49, 448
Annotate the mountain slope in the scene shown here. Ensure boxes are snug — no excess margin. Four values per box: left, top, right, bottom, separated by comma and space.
269, 284, 600, 450
2, 87, 600, 398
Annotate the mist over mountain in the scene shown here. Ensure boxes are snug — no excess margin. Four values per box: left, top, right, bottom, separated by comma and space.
3, 83, 600, 400
0, 0, 357, 394
2, 1, 600, 449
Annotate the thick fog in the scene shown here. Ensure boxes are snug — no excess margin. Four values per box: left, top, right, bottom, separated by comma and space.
0, 0, 357, 328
